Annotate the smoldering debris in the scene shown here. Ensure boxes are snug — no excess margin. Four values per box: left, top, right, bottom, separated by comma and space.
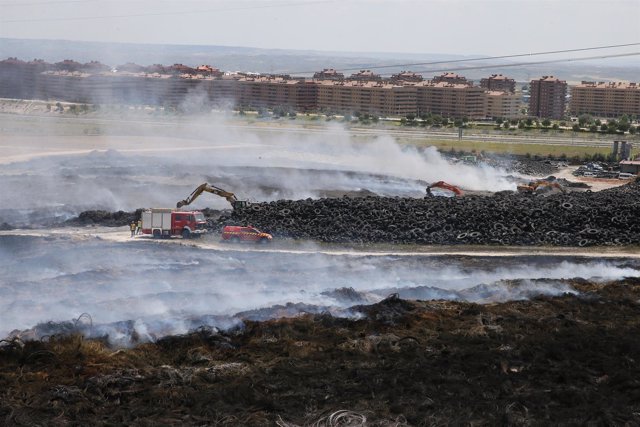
2, 278, 640, 425
215, 180, 640, 246
64, 209, 143, 226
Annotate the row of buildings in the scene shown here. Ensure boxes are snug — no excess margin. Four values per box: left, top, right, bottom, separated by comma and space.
0, 58, 638, 120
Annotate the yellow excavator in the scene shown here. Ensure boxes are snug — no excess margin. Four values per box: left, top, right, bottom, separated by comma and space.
516, 178, 566, 194
176, 183, 248, 210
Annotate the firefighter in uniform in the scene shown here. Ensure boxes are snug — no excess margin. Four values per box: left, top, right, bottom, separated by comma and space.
130, 221, 136, 237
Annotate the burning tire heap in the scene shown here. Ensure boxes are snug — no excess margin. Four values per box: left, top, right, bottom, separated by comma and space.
214, 181, 640, 246
65, 209, 143, 227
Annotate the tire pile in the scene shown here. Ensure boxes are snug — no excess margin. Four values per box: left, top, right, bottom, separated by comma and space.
65, 209, 143, 227
484, 157, 560, 176
212, 181, 640, 246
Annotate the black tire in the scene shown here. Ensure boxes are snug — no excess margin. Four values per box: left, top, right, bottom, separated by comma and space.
259, 237, 270, 245
182, 229, 191, 239
152, 229, 161, 239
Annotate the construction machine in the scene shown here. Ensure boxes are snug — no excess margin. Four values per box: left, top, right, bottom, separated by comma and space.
516, 178, 566, 194
176, 183, 248, 210
426, 181, 463, 197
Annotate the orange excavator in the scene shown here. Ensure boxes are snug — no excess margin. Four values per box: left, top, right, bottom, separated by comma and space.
426, 181, 464, 197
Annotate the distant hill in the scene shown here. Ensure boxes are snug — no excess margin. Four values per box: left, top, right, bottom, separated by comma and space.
1, 37, 638, 83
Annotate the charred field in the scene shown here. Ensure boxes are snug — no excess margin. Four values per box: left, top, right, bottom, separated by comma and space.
2, 121, 640, 425
2, 278, 640, 425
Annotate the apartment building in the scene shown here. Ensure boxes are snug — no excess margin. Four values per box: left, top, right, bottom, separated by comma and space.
431, 72, 472, 86
313, 69, 344, 80
529, 76, 567, 119
485, 91, 521, 119
415, 82, 486, 119
390, 71, 423, 83
480, 74, 516, 93
316, 80, 416, 117
235, 76, 298, 109
348, 70, 382, 82
570, 81, 640, 118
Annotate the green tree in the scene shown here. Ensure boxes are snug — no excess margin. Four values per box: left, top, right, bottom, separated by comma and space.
589, 124, 598, 132
578, 114, 592, 126
541, 118, 551, 127
600, 124, 608, 132
441, 117, 449, 126
454, 118, 463, 127
518, 121, 526, 129
595, 119, 602, 126
495, 117, 503, 125
525, 118, 533, 127
552, 123, 559, 130
503, 121, 510, 129
572, 124, 581, 132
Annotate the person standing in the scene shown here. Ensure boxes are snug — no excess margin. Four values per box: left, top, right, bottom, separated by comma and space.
130, 221, 136, 237
136, 219, 142, 235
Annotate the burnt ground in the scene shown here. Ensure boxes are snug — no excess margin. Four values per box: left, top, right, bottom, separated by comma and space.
2, 279, 640, 426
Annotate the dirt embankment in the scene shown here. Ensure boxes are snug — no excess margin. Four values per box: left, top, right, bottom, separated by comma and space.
1, 279, 640, 425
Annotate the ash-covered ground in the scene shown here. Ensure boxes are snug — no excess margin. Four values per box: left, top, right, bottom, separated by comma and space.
2, 118, 639, 425
5, 232, 638, 347
2, 276, 640, 425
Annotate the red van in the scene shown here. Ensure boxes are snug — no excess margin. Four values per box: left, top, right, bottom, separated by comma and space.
221, 226, 272, 244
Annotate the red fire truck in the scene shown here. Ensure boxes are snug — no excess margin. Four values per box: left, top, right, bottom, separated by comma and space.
141, 208, 207, 239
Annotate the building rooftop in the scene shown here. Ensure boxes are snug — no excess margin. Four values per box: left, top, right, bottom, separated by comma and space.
536, 75, 566, 83
485, 74, 512, 80
575, 81, 639, 89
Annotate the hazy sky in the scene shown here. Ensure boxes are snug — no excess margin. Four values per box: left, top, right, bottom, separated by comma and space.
1, 0, 639, 57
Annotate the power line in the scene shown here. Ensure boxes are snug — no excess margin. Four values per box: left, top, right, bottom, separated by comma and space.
408, 52, 640, 75
0, 0, 99, 6
287, 42, 640, 74
0, 0, 334, 23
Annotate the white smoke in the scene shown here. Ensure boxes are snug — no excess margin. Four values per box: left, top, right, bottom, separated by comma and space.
0, 111, 516, 223
1, 234, 637, 345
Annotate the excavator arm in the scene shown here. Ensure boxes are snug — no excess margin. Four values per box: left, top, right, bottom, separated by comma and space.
517, 180, 566, 194
177, 183, 243, 209
426, 181, 463, 196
